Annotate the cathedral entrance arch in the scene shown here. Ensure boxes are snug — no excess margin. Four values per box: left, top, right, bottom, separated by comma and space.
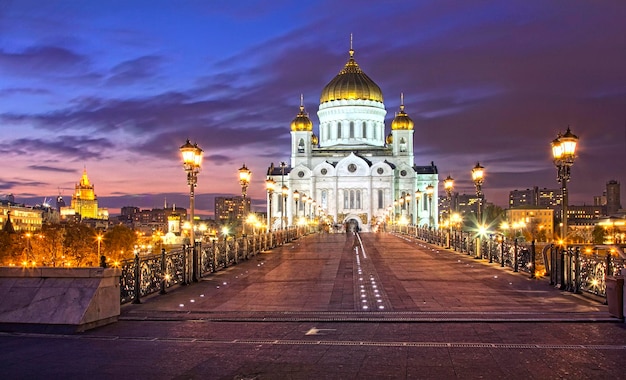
343, 215, 362, 233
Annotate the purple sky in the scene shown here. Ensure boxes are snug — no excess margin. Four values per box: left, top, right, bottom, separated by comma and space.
1, 0, 625, 216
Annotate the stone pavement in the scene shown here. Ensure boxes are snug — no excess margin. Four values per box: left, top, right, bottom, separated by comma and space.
1, 232, 625, 379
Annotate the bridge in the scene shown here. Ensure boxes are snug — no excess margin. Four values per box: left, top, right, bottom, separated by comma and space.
1, 231, 626, 379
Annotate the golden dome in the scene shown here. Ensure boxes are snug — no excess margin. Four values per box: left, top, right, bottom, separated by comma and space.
391, 95, 414, 130
320, 48, 383, 104
290, 96, 313, 131
386, 133, 393, 144
311, 134, 318, 145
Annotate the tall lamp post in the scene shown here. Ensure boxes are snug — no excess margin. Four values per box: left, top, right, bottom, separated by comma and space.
281, 185, 289, 229
280, 162, 287, 229
414, 189, 422, 226
551, 127, 578, 244
238, 163, 251, 235
180, 139, 203, 282
444, 175, 454, 248
293, 190, 300, 218
425, 184, 434, 228
471, 162, 485, 259
265, 178, 276, 231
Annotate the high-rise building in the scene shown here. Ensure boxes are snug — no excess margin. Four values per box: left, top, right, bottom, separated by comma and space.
61, 169, 108, 220
606, 180, 622, 215
509, 187, 561, 209
215, 196, 250, 224
265, 46, 439, 232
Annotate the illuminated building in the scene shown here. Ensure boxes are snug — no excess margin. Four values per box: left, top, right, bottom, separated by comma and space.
61, 169, 108, 220
215, 196, 250, 225
266, 46, 439, 232
0, 202, 42, 232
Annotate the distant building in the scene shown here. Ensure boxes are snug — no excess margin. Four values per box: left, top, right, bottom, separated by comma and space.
506, 207, 554, 242
117, 204, 187, 235
0, 202, 43, 232
60, 169, 108, 220
449, 193, 483, 221
509, 187, 563, 209
215, 196, 250, 225
605, 180, 622, 215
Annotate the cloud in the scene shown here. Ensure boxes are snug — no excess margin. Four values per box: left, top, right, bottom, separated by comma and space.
0, 136, 114, 161
27, 165, 79, 174
0, 45, 89, 77
105, 55, 165, 86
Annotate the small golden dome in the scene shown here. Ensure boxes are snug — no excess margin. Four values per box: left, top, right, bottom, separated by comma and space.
320, 48, 383, 104
311, 134, 318, 145
290, 96, 313, 131
386, 133, 393, 144
391, 95, 414, 130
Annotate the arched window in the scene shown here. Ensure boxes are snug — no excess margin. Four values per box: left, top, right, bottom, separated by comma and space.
325, 124, 330, 140
362, 122, 367, 138
349, 122, 355, 138
321, 190, 328, 209
337, 122, 342, 138
343, 190, 349, 209
377, 189, 383, 209
356, 190, 361, 209
349, 190, 355, 209
298, 138, 305, 153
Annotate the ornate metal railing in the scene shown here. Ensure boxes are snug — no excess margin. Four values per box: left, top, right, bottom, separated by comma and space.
392, 224, 625, 299
549, 245, 625, 297
118, 227, 300, 304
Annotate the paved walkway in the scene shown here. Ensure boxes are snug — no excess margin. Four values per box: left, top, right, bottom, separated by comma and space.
1, 232, 625, 379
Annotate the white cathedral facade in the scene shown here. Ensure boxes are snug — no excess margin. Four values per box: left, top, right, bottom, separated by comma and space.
266, 47, 439, 232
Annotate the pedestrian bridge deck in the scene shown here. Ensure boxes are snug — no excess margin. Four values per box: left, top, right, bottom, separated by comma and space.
122, 232, 608, 322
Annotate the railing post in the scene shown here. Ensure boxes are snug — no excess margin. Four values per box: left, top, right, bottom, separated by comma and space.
132, 252, 141, 304
530, 240, 536, 279
572, 247, 580, 293
513, 239, 519, 272
100, 255, 107, 268
500, 239, 505, 267
565, 248, 571, 291
549, 244, 556, 286
212, 240, 218, 273
559, 247, 566, 289
606, 253, 613, 276
160, 248, 167, 295
182, 244, 189, 285
193, 241, 200, 281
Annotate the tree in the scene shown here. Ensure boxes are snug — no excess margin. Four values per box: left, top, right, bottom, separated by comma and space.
103, 224, 137, 263
63, 223, 97, 266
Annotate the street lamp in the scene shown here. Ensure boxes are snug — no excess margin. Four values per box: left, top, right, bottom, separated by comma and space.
280, 162, 287, 230
471, 162, 484, 224
425, 184, 434, 228
97, 234, 103, 261
551, 127, 578, 244
471, 162, 484, 259
293, 190, 300, 218
265, 178, 276, 231
281, 184, 289, 229
404, 193, 411, 218
180, 139, 203, 282
444, 175, 454, 248
414, 189, 422, 226
238, 163, 251, 235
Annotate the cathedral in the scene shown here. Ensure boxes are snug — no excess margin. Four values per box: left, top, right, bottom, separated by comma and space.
266, 46, 439, 232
